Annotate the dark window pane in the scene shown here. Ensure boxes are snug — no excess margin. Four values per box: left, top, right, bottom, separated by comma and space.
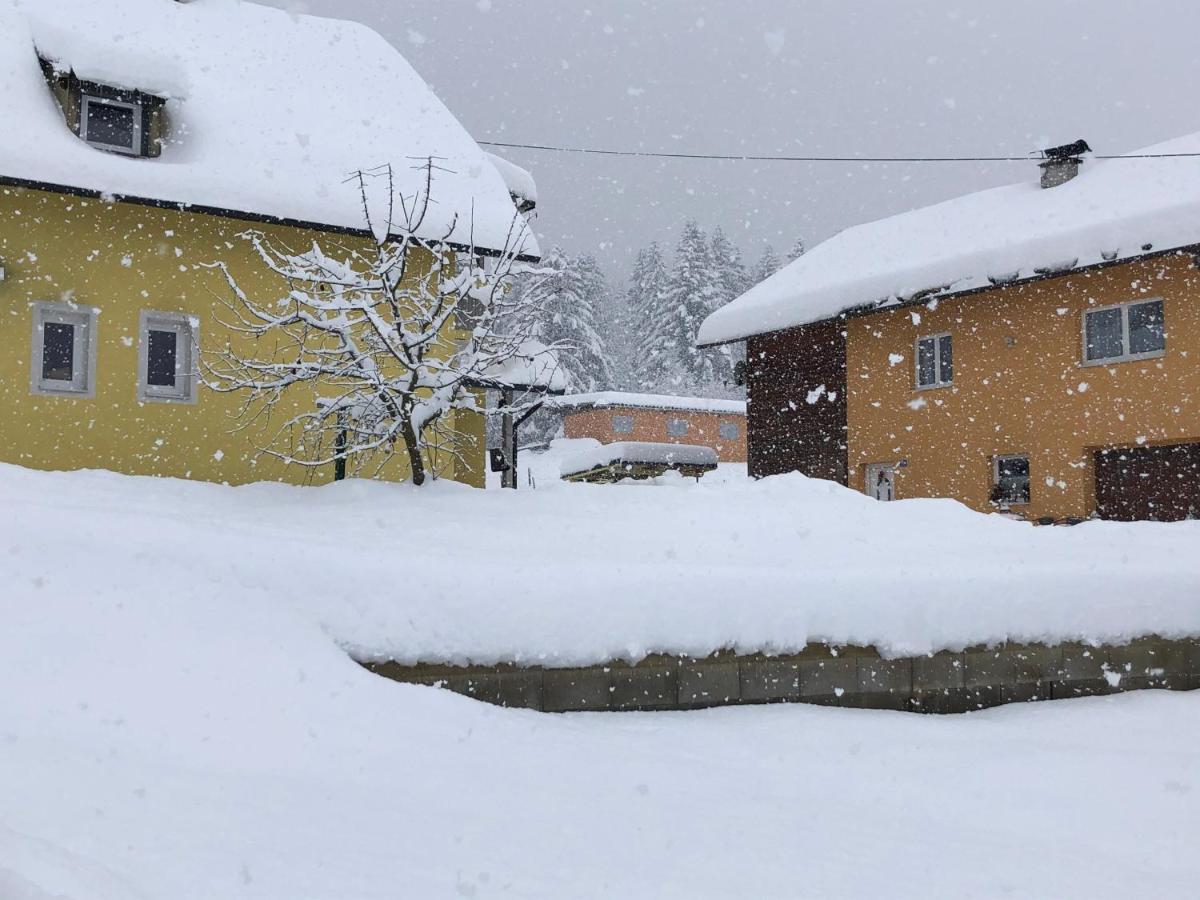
1085, 307, 1123, 360
147, 329, 178, 387
997, 456, 1029, 479
917, 338, 936, 386
42, 322, 75, 381
997, 456, 1030, 504
1128, 300, 1165, 355
86, 100, 136, 149
937, 334, 953, 383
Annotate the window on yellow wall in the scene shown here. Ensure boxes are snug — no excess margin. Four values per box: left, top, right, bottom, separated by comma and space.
138, 311, 199, 404
30, 301, 97, 398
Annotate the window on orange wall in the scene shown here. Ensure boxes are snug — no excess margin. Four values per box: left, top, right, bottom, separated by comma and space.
612, 414, 634, 434
993, 455, 1030, 506
718, 421, 739, 440
915, 332, 952, 389
666, 418, 688, 437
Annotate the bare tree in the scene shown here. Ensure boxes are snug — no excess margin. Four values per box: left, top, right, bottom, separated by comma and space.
202, 159, 560, 485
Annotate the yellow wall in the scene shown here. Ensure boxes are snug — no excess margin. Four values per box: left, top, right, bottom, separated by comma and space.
0, 184, 483, 486
846, 253, 1200, 519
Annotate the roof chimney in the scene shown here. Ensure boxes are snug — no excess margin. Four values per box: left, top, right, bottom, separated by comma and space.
1038, 138, 1091, 189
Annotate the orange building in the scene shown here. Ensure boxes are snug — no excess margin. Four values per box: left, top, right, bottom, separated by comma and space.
699, 137, 1200, 521
552, 392, 747, 463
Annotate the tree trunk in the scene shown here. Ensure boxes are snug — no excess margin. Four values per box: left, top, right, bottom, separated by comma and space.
400, 418, 427, 486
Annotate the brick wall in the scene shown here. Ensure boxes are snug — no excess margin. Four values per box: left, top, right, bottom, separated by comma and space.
562, 406, 747, 463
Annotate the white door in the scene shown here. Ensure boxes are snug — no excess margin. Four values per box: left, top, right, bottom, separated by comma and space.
866, 464, 895, 501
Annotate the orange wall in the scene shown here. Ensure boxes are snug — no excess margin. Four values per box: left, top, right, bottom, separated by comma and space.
846, 253, 1200, 519
563, 406, 747, 463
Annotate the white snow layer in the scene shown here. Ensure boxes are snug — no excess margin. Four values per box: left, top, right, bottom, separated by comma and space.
3, 462, 1199, 666
478, 338, 568, 392
698, 130, 1200, 344
550, 390, 747, 414
2, 463, 1200, 898
560, 440, 719, 475
484, 151, 537, 206
0, 0, 533, 255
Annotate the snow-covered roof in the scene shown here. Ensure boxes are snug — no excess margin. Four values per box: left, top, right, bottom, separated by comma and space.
698, 131, 1200, 345
477, 339, 568, 393
560, 441, 719, 476
0, 0, 535, 257
550, 391, 747, 415
485, 152, 537, 209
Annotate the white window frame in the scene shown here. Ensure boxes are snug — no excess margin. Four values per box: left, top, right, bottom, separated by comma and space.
611, 413, 634, 435
914, 332, 953, 390
718, 421, 740, 441
30, 301, 97, 398
1081, 298, 1166, 366
993, 453, 1031, 507
80, 93, 143, 156
666, 417, 689, 438
138, 310, 199, 404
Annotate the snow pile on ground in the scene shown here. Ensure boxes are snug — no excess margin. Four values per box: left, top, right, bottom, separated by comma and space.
2, 462, 1200, 897
699, 130, 1200, 343
2, 461, 1199, 667
0, 0, 529, 253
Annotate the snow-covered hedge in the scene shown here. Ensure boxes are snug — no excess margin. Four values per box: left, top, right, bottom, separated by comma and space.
3, 463, 1199, 669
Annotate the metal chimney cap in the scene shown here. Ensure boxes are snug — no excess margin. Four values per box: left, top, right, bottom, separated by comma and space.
1041, 139, 1092, 161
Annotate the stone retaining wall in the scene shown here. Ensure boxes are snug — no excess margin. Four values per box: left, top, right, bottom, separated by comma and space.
360, 636, 1200, 714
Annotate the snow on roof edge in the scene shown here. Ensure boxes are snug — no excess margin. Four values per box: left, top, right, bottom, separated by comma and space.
550, 391, 747, 415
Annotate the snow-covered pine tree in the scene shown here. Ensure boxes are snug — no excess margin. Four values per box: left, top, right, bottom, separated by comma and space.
659, 220, 730, 389
628, 242, 674, 391
752, 243, 784, 285
710, 226, 749, 307
788, 237, 807, 261
518, 247, 612, 392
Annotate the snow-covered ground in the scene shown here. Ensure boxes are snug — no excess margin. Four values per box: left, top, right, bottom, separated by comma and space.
7, 452, 1200, 667
3, 461, 1200, 897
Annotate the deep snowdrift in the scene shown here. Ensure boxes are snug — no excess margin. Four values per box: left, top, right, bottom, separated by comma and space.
2, 462, 1199, 666
2, 463, 1200, 898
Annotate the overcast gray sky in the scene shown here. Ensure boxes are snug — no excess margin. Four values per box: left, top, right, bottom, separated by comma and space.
266, 0, 1199, 282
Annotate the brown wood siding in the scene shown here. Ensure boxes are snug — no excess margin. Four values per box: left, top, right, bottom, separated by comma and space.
746, 319, 847, 483
1095, 442, 1200, 522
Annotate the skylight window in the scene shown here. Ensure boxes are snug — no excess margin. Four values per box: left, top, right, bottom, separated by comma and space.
80, 93, 142, 155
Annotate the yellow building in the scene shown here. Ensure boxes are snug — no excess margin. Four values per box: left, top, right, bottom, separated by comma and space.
0, 0, 539, 488
700, 137, 1200, 522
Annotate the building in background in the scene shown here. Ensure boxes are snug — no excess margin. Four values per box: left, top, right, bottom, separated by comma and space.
699, 135, 1200, 522
551, 392, 747, 463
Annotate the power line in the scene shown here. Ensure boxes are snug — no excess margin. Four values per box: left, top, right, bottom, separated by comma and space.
478, 139, 1200, 164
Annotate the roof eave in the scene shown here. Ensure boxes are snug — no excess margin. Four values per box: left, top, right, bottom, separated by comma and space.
700, 241, 1200, 345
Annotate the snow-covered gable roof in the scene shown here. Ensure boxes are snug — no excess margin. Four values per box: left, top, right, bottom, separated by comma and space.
0, 0, 536, 257
551, 392, 746, 415
698, 131, 1200, 345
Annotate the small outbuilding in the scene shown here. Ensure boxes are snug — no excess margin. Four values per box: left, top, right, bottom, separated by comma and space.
548, 392, 747, 463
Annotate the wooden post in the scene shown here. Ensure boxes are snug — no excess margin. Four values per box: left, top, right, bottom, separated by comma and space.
501, 387, 516, 489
